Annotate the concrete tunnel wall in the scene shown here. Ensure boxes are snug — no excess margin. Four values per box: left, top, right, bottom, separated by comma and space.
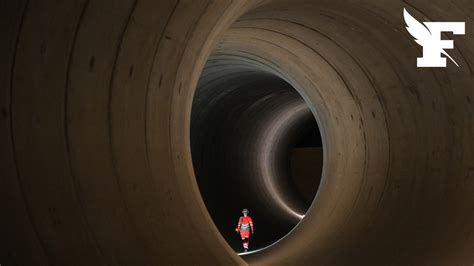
190, 58, 323, 251
1, 0, 473, 265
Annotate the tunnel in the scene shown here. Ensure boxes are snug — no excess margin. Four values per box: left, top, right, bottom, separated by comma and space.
1, 0, 473, 265
191, 54, 323, 251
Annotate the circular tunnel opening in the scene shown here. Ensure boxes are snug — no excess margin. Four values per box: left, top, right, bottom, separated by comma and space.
190, 54, 323, 253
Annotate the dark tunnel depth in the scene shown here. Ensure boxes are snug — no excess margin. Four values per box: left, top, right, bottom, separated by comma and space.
190, 55, 323, 252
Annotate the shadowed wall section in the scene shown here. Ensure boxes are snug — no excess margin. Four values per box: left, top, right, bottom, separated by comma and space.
1, 0, 473, 265
190, 56, 323, 251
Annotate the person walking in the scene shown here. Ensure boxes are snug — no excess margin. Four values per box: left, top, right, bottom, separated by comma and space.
235, 208, 254, 252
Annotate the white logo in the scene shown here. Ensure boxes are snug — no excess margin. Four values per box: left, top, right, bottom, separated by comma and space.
404, 8, 465, 68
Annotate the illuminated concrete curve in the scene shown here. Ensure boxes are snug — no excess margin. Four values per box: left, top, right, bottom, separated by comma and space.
1, 0, 474, 265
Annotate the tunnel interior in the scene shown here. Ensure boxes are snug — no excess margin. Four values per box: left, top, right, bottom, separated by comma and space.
190, 55, 323, 252
2, 0, 474, 265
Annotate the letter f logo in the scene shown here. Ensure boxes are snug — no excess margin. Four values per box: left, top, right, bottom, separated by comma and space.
404, 8, 465, 67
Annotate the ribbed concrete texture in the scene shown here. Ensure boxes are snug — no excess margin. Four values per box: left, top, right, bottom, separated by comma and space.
1, 0, 473, 265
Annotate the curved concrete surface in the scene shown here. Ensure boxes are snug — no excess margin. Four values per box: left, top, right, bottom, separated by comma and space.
1, 0, 473, 265
191, 58, 322, 250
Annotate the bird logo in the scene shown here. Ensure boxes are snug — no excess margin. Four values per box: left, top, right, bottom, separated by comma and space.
403, 8, 465, 68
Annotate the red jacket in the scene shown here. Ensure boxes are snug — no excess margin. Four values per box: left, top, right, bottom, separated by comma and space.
236, 216, 254, 231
